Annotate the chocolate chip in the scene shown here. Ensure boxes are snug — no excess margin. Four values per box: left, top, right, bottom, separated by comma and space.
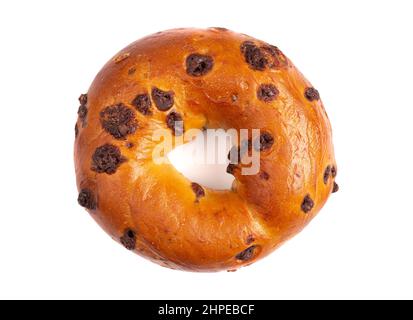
128, 67, 136, 75
324, 165, 331, 184
77, 188, 96, 210
331, 166, 337, 178
125, 142, 134, 148
259, 171, 270, 180
227, 146, 240, 164
191, 182, 205, 201
254, 132, 274, 151
132, 93, 152, 115
240, 41, 267, 71
246, 235, 255, 245
236, 245, 257, 261
78, 93, 88, 106
91, 144, 126, 174
261, 45, 288, 69
100, 104, 138, 139
305, 87, 320, 101
120, 228, 136, 250
151, 87, 174, 111
186, 53, 214, 76
226, 163, 236, 175
239, 139, 252, 158
261, 45, 277, 56
257, 84, 279, 102
240, 41, 254, 54
332, 182, 339, 193
166, 111, 184, 136
75, 123, 79, 138
77, 105, 88, 121
301, 195, 314, 213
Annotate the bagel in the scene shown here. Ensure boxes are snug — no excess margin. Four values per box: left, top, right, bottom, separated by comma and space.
74, 28, 338, 272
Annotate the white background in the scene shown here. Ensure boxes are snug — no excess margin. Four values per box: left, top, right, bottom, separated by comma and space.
0, 0, 412, 299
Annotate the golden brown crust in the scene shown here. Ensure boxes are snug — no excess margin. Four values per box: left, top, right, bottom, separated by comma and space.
74, 28, 337, 272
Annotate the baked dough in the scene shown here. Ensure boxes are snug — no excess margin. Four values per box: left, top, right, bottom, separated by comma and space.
74, 28, 338, 272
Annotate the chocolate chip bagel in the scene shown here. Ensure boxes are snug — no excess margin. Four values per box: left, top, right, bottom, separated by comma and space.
74, 28, 338, 272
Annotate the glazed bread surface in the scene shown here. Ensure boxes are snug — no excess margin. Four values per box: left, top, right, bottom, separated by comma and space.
74, 28, 337, 272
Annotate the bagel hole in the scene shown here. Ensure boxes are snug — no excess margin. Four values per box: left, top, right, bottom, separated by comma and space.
167, 129, 235, 190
